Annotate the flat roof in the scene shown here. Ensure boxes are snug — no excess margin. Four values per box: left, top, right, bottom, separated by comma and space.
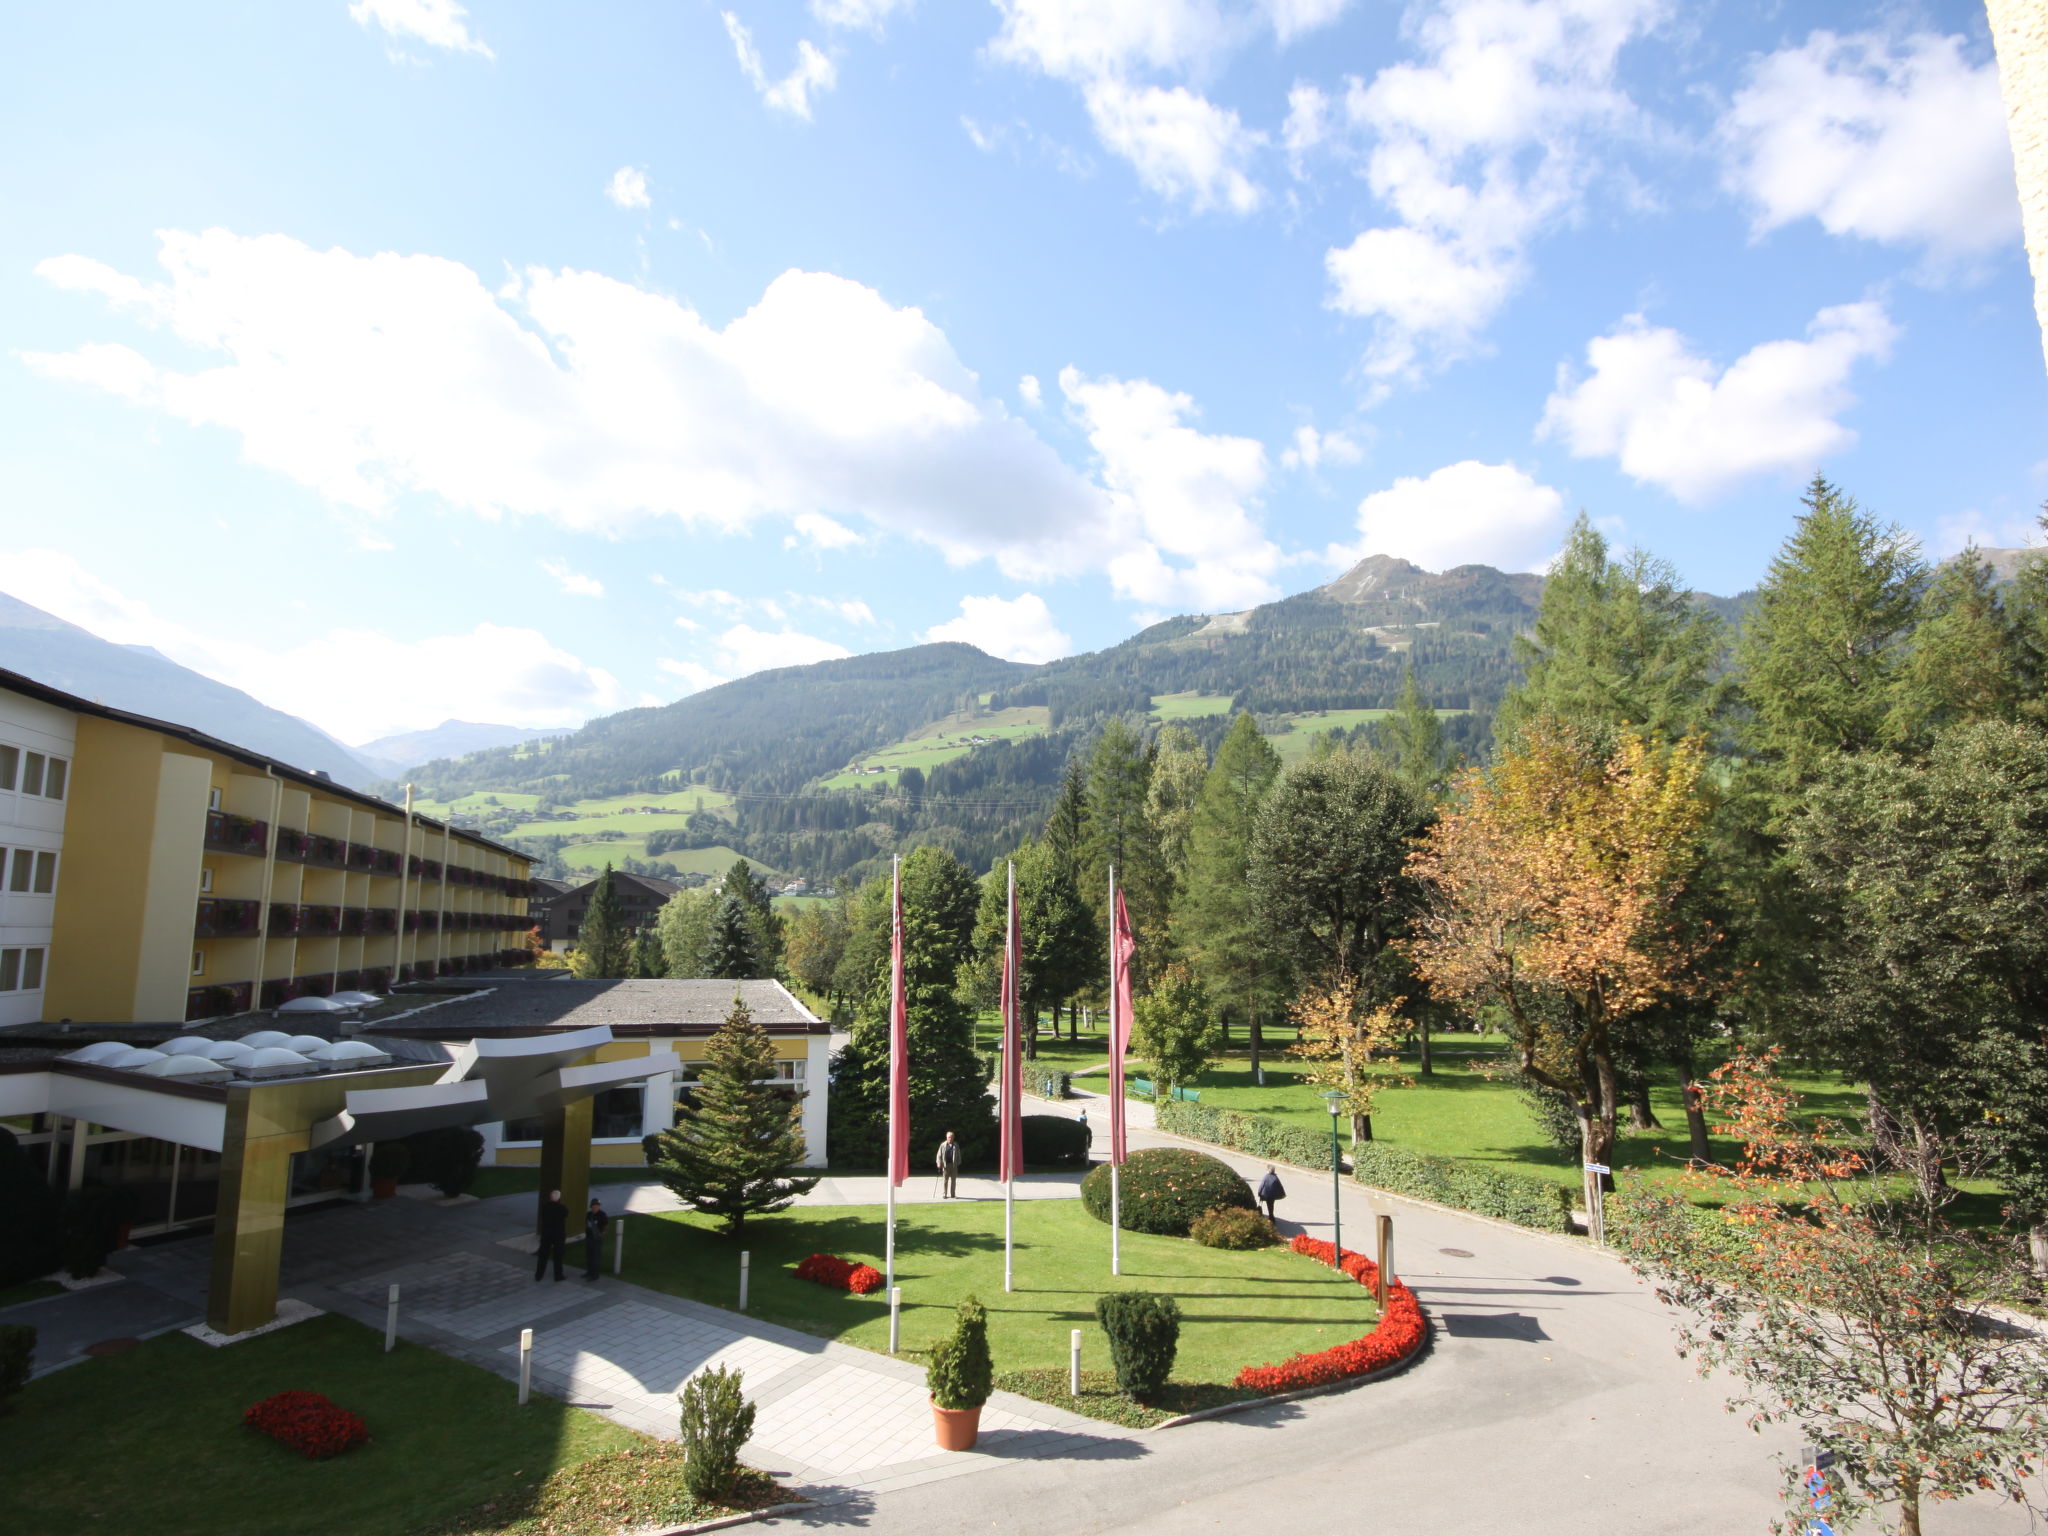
369, 977, 827, 1038
0, 665, 531, 866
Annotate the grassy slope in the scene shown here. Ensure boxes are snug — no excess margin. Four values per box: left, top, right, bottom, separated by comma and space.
628, 1200, 1374, 1382
3, 1314, 640, 1536
557, 841, 783, 879
1149, 693, 1234, 719
816, 706, 1049, 789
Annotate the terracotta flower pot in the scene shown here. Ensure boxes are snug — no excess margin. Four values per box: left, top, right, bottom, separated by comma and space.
372, 1177, 398, 1199
931, 1400, 982, 1451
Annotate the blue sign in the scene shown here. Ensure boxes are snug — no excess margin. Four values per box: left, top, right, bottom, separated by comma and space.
1807, 1521, 1834, 1536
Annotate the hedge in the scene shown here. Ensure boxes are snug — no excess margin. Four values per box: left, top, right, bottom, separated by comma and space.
1021, 1115, 1090, 1169
1034, 1070, 1072, 1100
1079, 1147, 1255, 1236
1156, 1099, 1574, 1234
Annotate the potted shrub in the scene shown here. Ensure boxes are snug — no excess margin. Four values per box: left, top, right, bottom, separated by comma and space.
927, 1294, 993, 1451
368, 1142, 411, 1199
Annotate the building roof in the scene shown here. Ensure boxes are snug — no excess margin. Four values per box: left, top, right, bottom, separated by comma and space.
0, 664, 531, 867
366, 976, 825, 1038
554, 871, 683, 903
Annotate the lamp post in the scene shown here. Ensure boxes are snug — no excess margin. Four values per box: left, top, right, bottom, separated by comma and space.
1319, 1089, 1344, 1257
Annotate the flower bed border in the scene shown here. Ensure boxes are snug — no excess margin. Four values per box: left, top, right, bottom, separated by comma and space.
1227, 1234, 1429, 1395
244, 1389, 369, 1460
791, 1252, 883, 1294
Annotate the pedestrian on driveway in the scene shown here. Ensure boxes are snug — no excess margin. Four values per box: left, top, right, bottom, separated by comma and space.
535, 1188, 568, 1282
936, 1131, 961, 1197
1257, 1165, 1286, 1222
1077, 1108, 1092, 1158
583, 1196, 610, 1280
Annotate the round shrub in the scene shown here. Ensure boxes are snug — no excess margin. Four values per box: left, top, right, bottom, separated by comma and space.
1020, 1115, 1089, 1169
1190, 1205, 1277, 1250
1080, 1147, 1255, 1236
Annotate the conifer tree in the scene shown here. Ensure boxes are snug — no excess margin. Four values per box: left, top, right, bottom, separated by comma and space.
1144, 726, 1209, 895
827, 846, 994, 1167
1896, 547, 2021, 737
647, 997, 819, 1234
631, 930, 665, 979
1082, 717, 1166, 977
1173, 713, 1283, 1066
971, 840, 1093, 1055
569, 865, 632, 978
1380, 667, 1448, 800
701, 895, 763, 979
1043, 756, 1090, 886
718, 858, 783, 972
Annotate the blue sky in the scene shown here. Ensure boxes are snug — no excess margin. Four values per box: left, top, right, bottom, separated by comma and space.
1, 0, 2039, 745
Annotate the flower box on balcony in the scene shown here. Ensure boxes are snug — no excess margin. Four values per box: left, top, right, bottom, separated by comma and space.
340, 907, 368, 937
187, 981, 253, 1020
267, 902, 302, 936
370, 849, 401, 876
205, 810, 270, 856
303, 905, 342, 937
196, 897, 263, 938
366, 907, 397, 935
307, 836, 345, 867
346, 843, 375, 870
274, 827, 311, 861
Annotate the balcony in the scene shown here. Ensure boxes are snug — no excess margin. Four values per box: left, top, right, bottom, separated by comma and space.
304, 834, 347, 869
346, 842, 376, 872
267, 901, 302, 936
365, 906, 398, 936
301, 904, 343, 937
195, 897, 262, 939
204, 810, 270, 856
340, 906, 369, 937
407, 856, 444, 882
186, 981, 253, 1020
370, 848, 401, 877
274, 826, 310, 861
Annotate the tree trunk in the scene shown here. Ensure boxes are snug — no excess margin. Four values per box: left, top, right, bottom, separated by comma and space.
1023, 1009, 1037, 1061
1249, 1009, 1262, 1078
1351, 1111, 1372, 1144
1628, 1077, 1661, 1131
1897, 1474, 1922, 1536
1418, 1016, 1433, 1077
1682, 1082, 1712, 1166
2030, 1222, 2048, 1282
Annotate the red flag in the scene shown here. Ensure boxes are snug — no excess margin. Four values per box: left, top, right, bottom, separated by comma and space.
888, 857, 910, 1187
999, 860, 1024, 1183
1108, 885, 1136, 1164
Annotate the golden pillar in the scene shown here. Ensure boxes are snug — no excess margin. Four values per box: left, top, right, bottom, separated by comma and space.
536, 1095, 593, 1245
208, 1090, 307, 1334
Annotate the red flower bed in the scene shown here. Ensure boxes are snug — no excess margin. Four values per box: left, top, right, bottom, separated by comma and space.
792, 1252, 884, 1294
244, 1390, 369, 1460
1233, 1233, 1429, 1393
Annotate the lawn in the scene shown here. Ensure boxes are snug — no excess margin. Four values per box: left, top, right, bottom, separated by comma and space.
1, 1313, 642, 1536
1149, 692, 1235, 719
0, 1277, 64, 1309
552, 841, 782, 880
626, 1200, 1375, 1385
816, 706, 1049, 789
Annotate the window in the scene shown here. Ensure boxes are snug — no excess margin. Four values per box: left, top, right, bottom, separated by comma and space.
32, 851, 55, 894
0, 947, 47, 991
198, 866, 214, 894
0, 746, 14, 791
4, 750, 67, 801
208, 786, 223, 812
1, 848, 52, 894
191, 950, 205, 977
43, 759, 64, 800
5, 850, 25, 893
20, 754, 42, 797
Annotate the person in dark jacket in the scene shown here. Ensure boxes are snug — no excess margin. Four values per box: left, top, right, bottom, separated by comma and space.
1257, 1166, 1286, 1222
583, 1196, 610, 1281
535, 1188, 568, 1282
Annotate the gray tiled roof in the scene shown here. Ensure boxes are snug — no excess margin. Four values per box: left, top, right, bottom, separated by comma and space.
371, 977, 824, 1038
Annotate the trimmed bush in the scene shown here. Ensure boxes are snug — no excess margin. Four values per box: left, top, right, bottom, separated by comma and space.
1079, 1147, 1254, 1236
1034, 1070, 1072, 1100
0, 1128, 61, 1284
0, 1323, 33, 1415
1190, 1206, 1277, 1250
1094, 1291, 1181, 1403
1020, 1115, 1089, 1169
1157, 1099, 1335, 1170
927, 1294, 994, 1411
1156, 1099, 1574, 1234
402, 1126, 484, 1198
678, 1364, 756, 1501
792, 1252, 884, 1294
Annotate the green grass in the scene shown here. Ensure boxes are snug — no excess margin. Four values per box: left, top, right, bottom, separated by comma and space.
626, 1199, 1375, 1383
1259, 707, 1467, 765
409, 790, 543, 819
554, 841, 783, 880
816, 706, 1049, 789
0, 1276, 64, 1309
2, 1313, 641, 1536
466, 1166, 654, 1201
1149, 692, 1235, 719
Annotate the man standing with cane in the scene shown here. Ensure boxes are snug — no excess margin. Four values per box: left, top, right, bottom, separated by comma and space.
935, 1131, 961, 1198
582, 1196, 610, 1281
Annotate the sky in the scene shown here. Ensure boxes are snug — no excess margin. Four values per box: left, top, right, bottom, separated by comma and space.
0, 0, 2041, 747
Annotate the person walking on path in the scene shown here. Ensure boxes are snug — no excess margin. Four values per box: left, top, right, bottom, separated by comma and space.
534, 1188, 569, 1282
1257, 1166, 1286, 1222
582, 1196, 610, 1281
936, 1131, 962, 1198
1077, 1108, 1092, 1158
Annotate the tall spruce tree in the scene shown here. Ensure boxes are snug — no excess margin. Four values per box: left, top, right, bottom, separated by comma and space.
1082, 717, 1166, 978
827, 846, 994, 1167
1498, 515, 1723, 746
647, 996, 819, 1234
1043, 756, 1090, 886
569, 865, 632, 978
1144, 726, 1209, 897
1173, 713, 1283, 1068
1895, 547, 2022, 738
631, 930, 665, 979
718, 858, 783, 973
1380, 667, 1449, 800
701, 895, 764, 979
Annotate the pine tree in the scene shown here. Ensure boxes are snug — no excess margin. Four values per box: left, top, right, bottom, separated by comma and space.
1145, 726, 1209, 896
701, 895, 763, 979
1497, 515, 1723, 746
570, 865, 632, 978
827, 846, 994, 1167
631, 930, 665, 979
1895, 547, 2021, 737
647, 997, 819, 1234
1173, 713, 1283, 1067
1082, 717, 1165, 977
1043, 756, 1090, 886
1380, 667, 1448, 799
718, 858, 783, 973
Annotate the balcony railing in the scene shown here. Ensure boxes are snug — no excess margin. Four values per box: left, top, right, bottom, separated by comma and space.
365, 906, 398, 935
267, 901, 302, 936
370, 848, 401, 877
186, 981, 253, 1020
204, 810, 270, 856
195, 897, 262, 939
301, 904, 343, 937
346, 841, 376, 871
340, 906, 368, 937
305, 835, 347, 869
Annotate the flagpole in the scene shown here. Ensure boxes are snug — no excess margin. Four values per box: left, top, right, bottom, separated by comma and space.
1109, 863, 1121, 1279
886, 855, 902, 1295
1004, 858, 1016, 1294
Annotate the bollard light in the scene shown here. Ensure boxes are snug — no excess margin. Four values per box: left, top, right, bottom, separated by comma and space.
1069, 1328, 1083, 1397
889, 1286, 902, 1354
1319, 1089, 1345, 1260
739, 1250, 751, 1312
518, 1328, 533, 1405
384, 1283, 400, 1353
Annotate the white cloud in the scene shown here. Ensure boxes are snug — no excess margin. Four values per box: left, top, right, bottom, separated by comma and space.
1280, 424, 1361, 471
924, 593, 1073, 663
794, 594, 879, 625
0, 548, 631, 742
713, 623, 852, 676
672, 615, 704, 633
605, 167, 651, 210
1061, 367, 1282, 610
539, 559, 604, 597
658, 657, 729, 693
24, 230, 1104, 580
811, 0, 913, 32
347, 0, 492, 58
988, 0, 1264, 215
1018, 373, 1043, 408
1283, 82, 1330, 176
723, 12, 837, 120
1930, 508, 2043, 558
1323, 0, 1664, 383
1263, 0, 1349, 45
783, 510, 862, 550
1719, 29, 2018, 263
1083, 79, 1265, 215
1331, 460, 1566, 572
674, 589, 749, 612
1538, 301, 1898, 503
